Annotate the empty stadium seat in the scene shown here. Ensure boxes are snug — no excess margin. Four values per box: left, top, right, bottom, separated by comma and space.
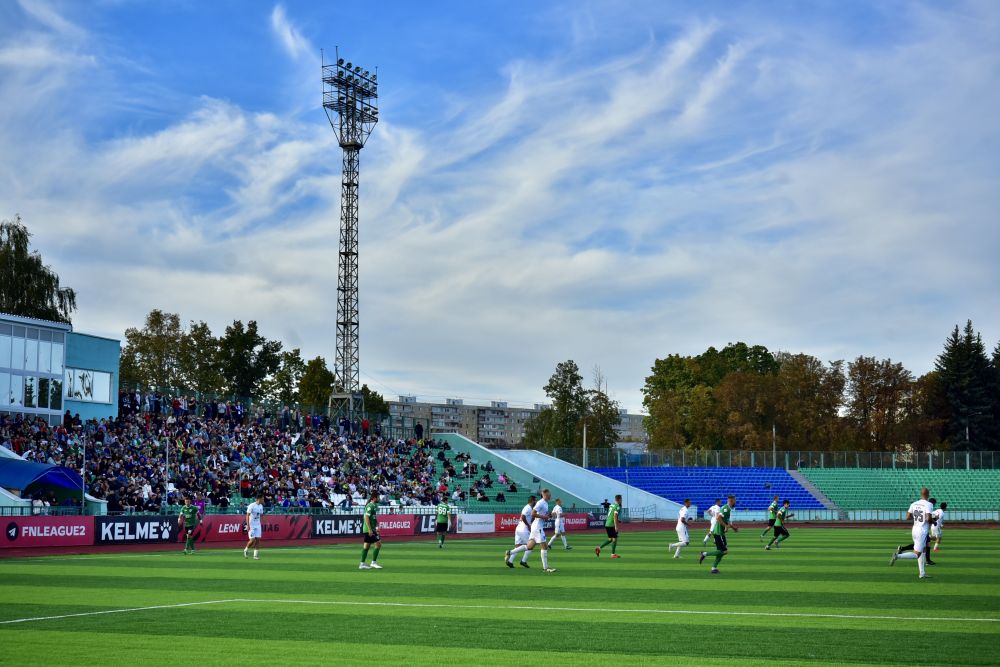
799, 468, 1000, 511
588, 467, 825, 511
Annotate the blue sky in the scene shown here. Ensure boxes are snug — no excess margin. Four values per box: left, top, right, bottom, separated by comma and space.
1, 0, 998, 412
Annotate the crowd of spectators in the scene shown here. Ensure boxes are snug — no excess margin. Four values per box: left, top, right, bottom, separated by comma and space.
0, 400, 494, 514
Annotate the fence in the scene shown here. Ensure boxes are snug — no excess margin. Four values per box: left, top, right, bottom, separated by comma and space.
550, 448, 1000, 470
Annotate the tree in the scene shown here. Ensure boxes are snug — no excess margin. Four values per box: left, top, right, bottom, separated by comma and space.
299, 356, 335, 410
846, 356, 914, 451
217, 320, 282, 400
523, 408, 556, 450
177, 321, 222, 395
0, 215, 76, 323
120, 310, 183, 389
542, 360, 589, 449
773, 354, 846, 451
263, 348, 306, 405
578, 366, 621, 449
361, 384, 389, 421
933, 321, 996, 449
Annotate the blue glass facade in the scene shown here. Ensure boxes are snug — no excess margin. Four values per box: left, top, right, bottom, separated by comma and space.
0, 313, 120, 425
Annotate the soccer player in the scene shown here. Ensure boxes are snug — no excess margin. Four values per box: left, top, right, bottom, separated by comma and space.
889, 487, 934, 578
178, 496, 201, 555
668, 498, 692, 558
360, 492, 383, 569
505, 495, 535, 568
702, 499, 721, 545
764, 499, 792, 550
761, 495, 780, 541
507, 489, 555, 573
893, 496, 938, 566
932, 501, 947, 552
435, 496, 450, 548
547, 497, 572, 550
699, 495, 737, 574
244, 493, 264, 560
596, 494, 622, 559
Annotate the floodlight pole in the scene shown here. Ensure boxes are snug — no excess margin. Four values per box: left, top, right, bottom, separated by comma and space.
322, 49, 379, 423
80, 439, 86, 514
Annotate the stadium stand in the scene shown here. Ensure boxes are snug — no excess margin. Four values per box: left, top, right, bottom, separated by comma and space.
589, 466, 826, 511
799, 468, 1000, 511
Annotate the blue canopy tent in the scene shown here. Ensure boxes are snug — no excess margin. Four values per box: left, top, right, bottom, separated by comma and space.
0, 458, 84, 497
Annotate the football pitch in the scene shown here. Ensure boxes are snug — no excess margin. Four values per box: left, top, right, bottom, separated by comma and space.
1, 528, 998, 666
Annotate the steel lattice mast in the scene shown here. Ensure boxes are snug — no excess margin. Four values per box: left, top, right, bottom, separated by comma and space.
323, 50, 378, 418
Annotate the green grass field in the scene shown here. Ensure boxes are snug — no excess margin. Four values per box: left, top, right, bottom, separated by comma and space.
2, 528, 998, 666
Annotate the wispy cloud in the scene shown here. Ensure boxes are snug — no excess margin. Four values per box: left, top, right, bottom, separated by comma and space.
1, 1, 997, 411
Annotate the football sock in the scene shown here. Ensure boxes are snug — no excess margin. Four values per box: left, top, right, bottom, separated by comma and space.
372, 546, 380, 563
917, 552, 926, 576
599, 539, 613, 549
509, 545, 528, 556
777, 534, 788, 543
713, 553, 724, 568
561, 535, 568, 548
361, 546, 369, 562
547, 536, 555, 547
897, 552, 917, 559
611, 541, 617, 554
521, 550, 531, 563
253, 549, 258, 558
541, 550, 549, 569
899, 543, 914, 552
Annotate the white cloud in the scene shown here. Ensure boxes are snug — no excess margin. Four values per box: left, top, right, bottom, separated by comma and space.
1, 2, 998, 414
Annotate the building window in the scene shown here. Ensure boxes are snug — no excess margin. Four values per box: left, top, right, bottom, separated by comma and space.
65, 368, 112, 404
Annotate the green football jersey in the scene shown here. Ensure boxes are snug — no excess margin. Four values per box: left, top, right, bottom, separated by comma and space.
774, 506, 788, 527
605, 503, 620, 528
363, 502, 378, 534
435, 502, 449, 524
712, 504, 732, 535
767, 501, 778, 520
180, 505, 199, 528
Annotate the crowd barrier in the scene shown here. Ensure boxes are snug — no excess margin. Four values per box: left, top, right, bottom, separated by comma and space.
2, 512, 606, 550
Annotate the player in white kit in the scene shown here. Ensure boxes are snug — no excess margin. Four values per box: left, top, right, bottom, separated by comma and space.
506, 489, 555, 572
931, 502, 947, 552
547, 498, 572, 550
889, 487, 935, 578
505, 496, 535, 568
244, 493, 264, 560
702, 499, 721, 545
668, 499, 693, 558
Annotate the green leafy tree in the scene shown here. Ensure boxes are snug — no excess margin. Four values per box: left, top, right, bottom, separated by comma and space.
543, 360, 589, 449
263, 348, 306, 405
120, 310, 183, 389
523, 408, 556, 450
299, 356, 335, 411
217, 320, 282, 400
773, 353, 846, 451
0, 215, 76, 323
360, 384, 389, 421
177, 320, 222, 395
846, 356, 914, 451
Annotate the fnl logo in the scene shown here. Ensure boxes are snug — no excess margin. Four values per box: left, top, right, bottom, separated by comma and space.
6, 521, 16, 541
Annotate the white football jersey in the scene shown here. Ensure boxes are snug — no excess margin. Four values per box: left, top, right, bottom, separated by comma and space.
551, 505, 563, 520
707, 504, 720, 529
932, 509, 945, 529
519, 503, 533, 528
532, 499, 549, 527
247, 502, 264, 526
677, 506, 689, 530
908, 499, 934, 527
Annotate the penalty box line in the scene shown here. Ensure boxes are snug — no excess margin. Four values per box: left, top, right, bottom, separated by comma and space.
1, 598, 997, 626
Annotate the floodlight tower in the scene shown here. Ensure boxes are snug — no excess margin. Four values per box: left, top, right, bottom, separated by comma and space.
322, 49, 378, 420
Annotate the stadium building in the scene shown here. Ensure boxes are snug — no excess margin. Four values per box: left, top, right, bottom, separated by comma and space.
0, 312, 121, 425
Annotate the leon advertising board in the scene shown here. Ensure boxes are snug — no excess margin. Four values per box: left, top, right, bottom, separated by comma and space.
195, 514, 310, 542
2, 515, 94, 549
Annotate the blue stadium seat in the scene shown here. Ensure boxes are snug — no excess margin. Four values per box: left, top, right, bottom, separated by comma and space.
589, 467, 825, 511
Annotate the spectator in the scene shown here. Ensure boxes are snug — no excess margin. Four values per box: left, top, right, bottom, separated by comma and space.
494, 491, 506, 503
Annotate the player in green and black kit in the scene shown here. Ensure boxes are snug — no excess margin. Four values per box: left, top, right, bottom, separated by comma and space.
360, 492, 383, 569
699, 494, 737, 574
178, 496, 201, 554
761, 495, 779, 541
435, 497, 450, 548
596, 494, 622, 558
765, 499, 792, 550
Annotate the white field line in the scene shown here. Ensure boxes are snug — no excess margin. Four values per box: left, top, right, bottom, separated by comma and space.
1, 597, 997, 626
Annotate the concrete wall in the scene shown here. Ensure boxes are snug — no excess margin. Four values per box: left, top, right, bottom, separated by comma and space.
64, 332, 119, 422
